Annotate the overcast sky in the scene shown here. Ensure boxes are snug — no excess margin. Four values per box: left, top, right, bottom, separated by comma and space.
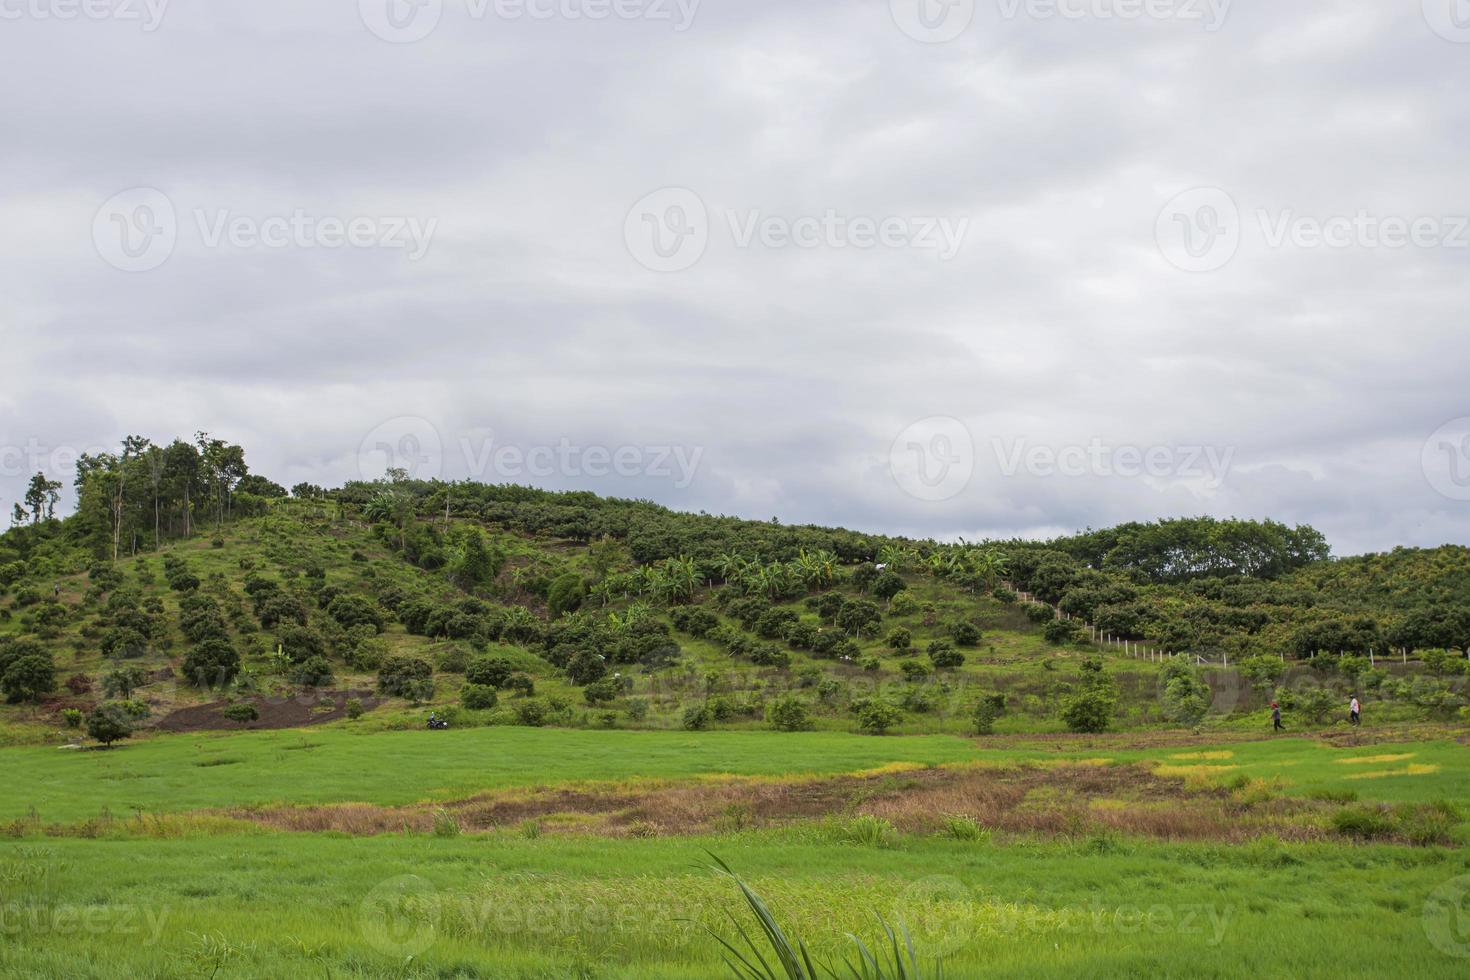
1, 1, 1467, 555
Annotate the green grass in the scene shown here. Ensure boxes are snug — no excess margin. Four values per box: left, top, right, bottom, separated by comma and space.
0, 727, 991, 822
2, 830, 1467, 978
5, 725, 1468, 826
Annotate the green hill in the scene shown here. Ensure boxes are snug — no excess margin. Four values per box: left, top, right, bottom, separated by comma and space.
1, 433, 1467, 746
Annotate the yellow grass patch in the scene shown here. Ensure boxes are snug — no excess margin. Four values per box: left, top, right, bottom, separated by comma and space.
1154, 764, 1241, 779
1334, 754, 1415, 766
1344, 764, 1439, 781
1168, 751, 1235, 761
850, 762, 930, 779
1035, 757, 1113, 768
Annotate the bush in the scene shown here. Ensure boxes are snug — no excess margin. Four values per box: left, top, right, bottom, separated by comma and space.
465, 655, 514, 688
288, 655, 335, 688
377, 656, 433, 698
277, 625, 327, 663
101, 665, 150, 699
514, 699, 548, 727
900, 660, 932, 682
182, 638, 240, 690
886, 627, 912, 652
101, 626, 149, 660
327, 594, 385, 633
856, 698, 902, 735
222, 703, 260, 723
345, 697, 365, 720
1044, 619, 1082, 645
86, 703, 134, 747
682, 704, 711, 731
950, 621, 982, 647
766, 695, 812, 732
928, 641, 965, 670
671, 606, 720, 638
973, 695, 1005, 735
583, 677, 623, 706
1061, 686, 1117, 733
567, 650, 608, 686
1, 651, 56, 704
1239, 655, 1285, 691
1160, 660, 1211, 726
547, 573, 586, 618
461, 683, 499, 710
1025, 603, 1055, 624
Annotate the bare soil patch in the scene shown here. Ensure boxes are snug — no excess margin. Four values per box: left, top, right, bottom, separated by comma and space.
153, 689, 382, 732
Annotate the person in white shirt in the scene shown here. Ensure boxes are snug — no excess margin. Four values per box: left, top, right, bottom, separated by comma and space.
1349, 696, 1361, 727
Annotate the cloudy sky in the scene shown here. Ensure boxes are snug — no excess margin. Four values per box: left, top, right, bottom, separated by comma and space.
1, 0, 1467, 555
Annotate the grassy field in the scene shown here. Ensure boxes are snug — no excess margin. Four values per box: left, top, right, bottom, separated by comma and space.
3, 725, 1470, 977
4, 830, 1468, 979
6, 726, 1470, 824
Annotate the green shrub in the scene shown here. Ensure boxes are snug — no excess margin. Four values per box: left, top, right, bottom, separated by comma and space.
86, 703, 133, 747
377, 656, 433, 699
60, 707, 84, 729
345, 697, 365, 720
222, 703, 259, 723
765, 695, 812, 732
465, 655, 514, 689
682, 704, 711, 731
856, 698, 902, 735
1061, 686, 1117, 733
514, 699, 548, 727
461, 683, 498, 710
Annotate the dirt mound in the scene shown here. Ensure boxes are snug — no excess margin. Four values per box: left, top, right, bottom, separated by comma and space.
153, 689, 381, 732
